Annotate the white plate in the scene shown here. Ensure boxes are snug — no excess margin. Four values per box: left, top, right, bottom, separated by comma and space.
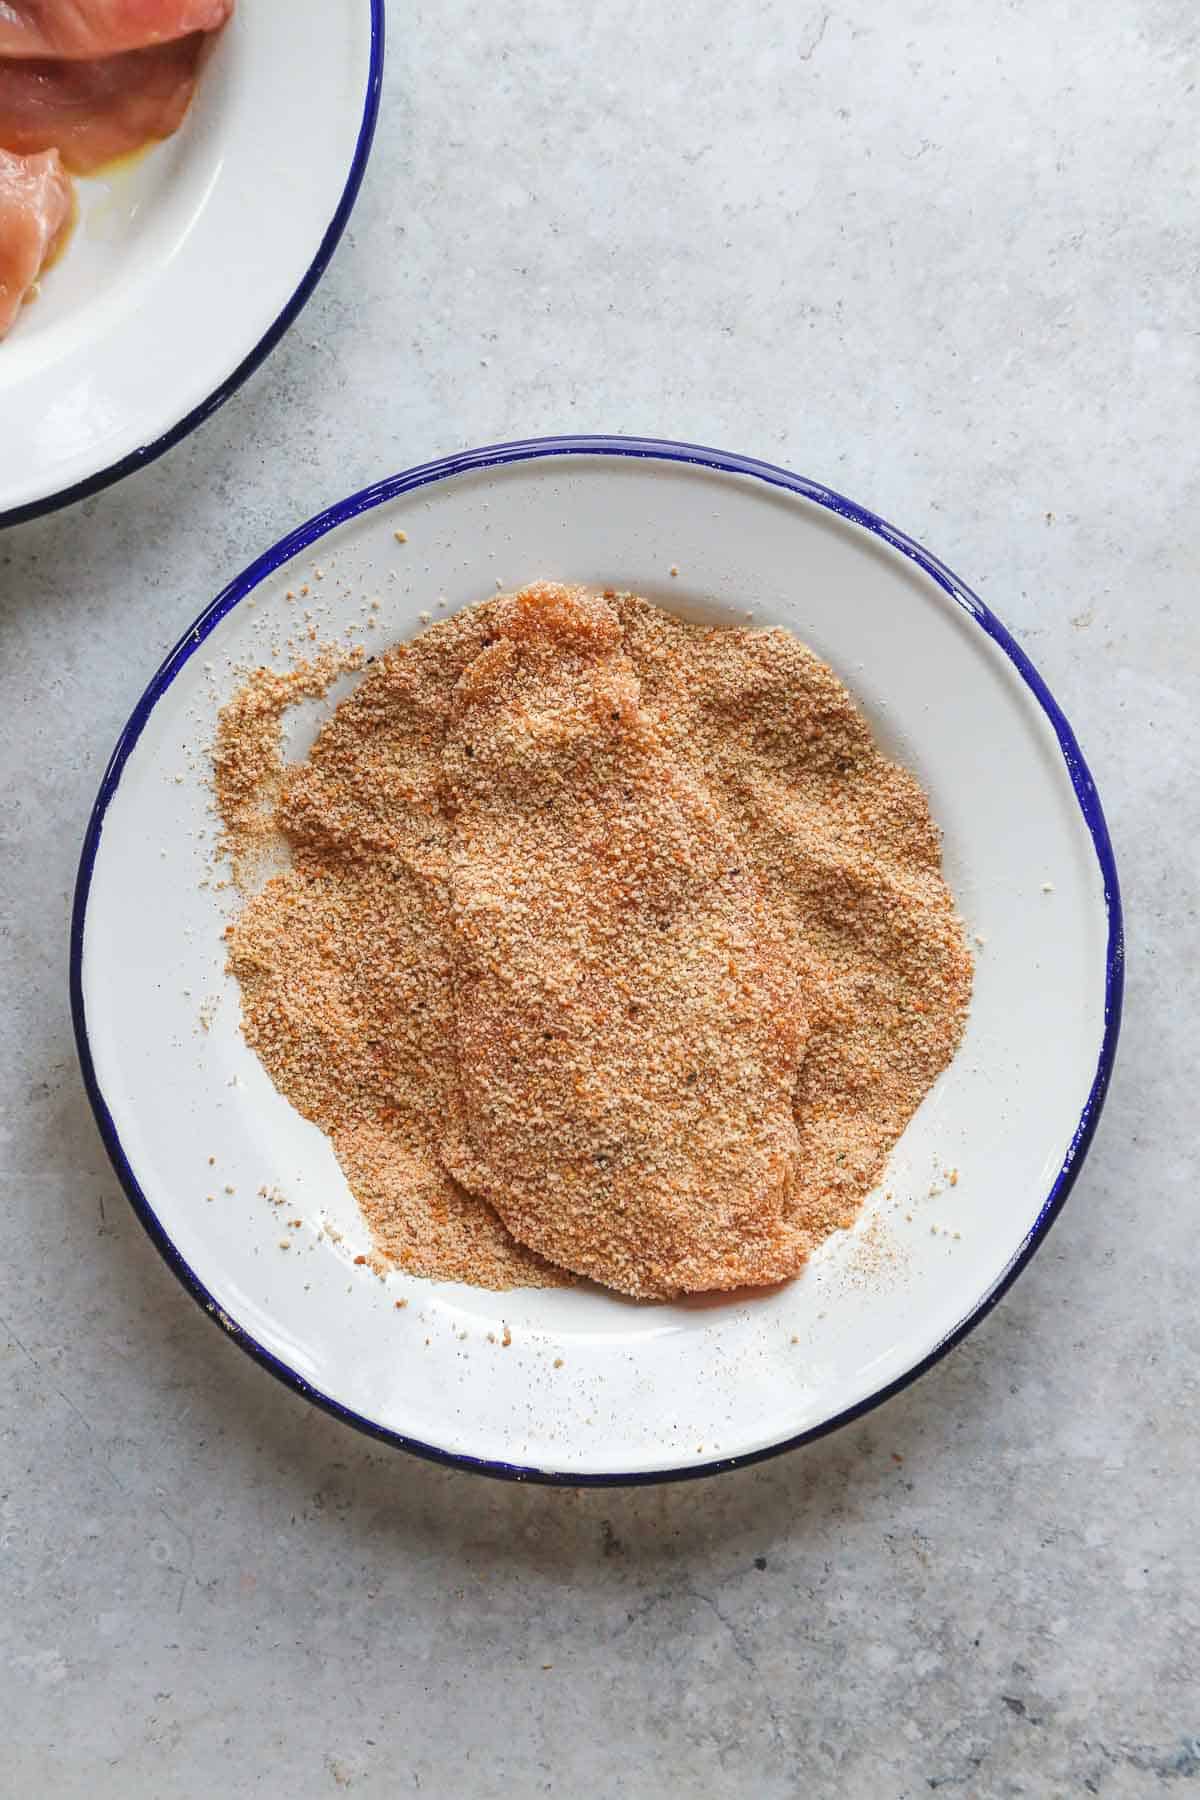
0, 0, 382, 526
72, 437, 1123, 1484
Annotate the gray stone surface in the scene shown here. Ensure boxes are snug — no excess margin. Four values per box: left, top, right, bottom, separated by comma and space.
1, 1, 1196, 1794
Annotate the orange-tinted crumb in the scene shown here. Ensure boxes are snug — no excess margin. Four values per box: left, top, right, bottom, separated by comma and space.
215, 584, 971, 1296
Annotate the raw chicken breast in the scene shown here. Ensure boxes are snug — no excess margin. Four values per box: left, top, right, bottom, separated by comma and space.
0, 145, 72, 337
0, 0, 231, 59
0, 33, 208, 172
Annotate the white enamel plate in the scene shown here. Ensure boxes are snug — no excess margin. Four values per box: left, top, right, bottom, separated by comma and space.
73, 438, 1123, 1483
0, 1, 382, 525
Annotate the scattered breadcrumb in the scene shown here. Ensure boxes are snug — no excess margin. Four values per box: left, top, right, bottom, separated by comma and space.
845, 1210, 902, 1284
211, 643, 365, 886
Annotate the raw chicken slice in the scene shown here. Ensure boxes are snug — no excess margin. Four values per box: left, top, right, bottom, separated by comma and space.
0, 33, 208, 172
0, 0, 231, 59
0, 144, 72, 337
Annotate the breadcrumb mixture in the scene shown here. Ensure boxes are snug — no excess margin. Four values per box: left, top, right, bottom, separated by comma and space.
215, 582, 972, 1295
212, 643, 365, 888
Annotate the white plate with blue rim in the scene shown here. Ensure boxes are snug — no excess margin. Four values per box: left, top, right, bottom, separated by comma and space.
0, 0, 383, 527
72, 436, 1123, 1484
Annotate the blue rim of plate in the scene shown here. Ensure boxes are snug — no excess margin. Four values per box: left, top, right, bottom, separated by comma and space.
0, 1, 385, 531
70, 434, 1125, 1486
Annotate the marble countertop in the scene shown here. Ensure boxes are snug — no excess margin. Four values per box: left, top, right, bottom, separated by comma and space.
1, 3, 1195, 1795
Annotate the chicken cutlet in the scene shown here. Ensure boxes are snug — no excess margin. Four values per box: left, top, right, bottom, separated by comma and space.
613, 593, 975, 1241
438, 583, 810, 1299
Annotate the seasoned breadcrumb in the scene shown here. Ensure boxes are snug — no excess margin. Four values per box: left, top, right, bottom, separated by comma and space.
212, 644, 365, 887
215, 582, 972, 1294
